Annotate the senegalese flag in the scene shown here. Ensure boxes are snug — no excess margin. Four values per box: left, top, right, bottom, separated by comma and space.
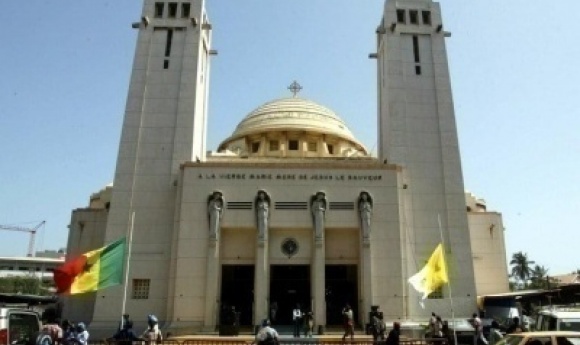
408, 243, 449, 306
54, 237, 126, 294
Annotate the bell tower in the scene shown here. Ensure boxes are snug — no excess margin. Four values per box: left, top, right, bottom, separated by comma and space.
90, 0, 213, 330
376, 0, 477, 317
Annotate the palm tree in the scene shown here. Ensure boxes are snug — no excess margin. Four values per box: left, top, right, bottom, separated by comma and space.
510, 252, 535, 288
529, 265, 549, 289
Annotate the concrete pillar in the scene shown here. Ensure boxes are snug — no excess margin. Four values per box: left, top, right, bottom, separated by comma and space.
312, 239, 326, 328
204, 239, 220, 330
254, 241, 269, 325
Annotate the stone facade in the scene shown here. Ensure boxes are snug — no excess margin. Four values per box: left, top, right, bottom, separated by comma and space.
63, 0, 509, 337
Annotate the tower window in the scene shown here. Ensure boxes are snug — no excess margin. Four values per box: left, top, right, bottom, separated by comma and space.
288, 140, 299, 151
154, 3, 164, 18
251, 142, 261, 153
422, 11, 431, 25
415, 65, 422, 75
327, 144, 334, 155
168, 3, 178, 18
182, 3, 191, 18
396, 9, 406, 24
269, 140, 279, 151
409, 10, 419, 24
165, 29, 173, 57
163, 60, 169, 69
307, 142, 317, 152
412, 35, 420, 63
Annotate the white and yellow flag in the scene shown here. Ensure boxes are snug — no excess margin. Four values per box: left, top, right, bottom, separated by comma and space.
408, 243, 449, 306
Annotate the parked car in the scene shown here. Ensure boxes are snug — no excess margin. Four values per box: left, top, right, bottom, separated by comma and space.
494, 331, 580, 345
0, 308, 41, 345
536, 308, 580, 332
446, 319, 476, 345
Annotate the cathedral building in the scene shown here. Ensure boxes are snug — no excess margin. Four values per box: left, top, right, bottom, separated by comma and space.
64, 0, 508, 335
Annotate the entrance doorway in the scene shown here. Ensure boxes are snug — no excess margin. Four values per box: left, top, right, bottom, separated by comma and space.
269, 265, 311, 325
221, 265, 254, 326
325, 265, 358, 325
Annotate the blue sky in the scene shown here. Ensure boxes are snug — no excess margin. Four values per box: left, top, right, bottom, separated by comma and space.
1, 1, 579, 276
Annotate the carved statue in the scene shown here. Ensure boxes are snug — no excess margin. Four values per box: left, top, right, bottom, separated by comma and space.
255, 190, 270, 241
208, 191, 224, 240
311, 192, 327, 240
358, 191, 373, 240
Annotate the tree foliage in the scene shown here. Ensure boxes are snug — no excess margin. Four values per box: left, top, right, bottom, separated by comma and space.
0, 276, 53, 295
510, 251, 535, 289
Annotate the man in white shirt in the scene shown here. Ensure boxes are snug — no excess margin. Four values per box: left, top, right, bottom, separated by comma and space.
471, 313, 488, 345
292, 304, 303, 338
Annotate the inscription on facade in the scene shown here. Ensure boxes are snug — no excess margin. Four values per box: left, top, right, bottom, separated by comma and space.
197, 173, 383, 181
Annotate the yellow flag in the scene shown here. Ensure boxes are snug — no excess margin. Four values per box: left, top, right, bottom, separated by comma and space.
408, 243, 448, 303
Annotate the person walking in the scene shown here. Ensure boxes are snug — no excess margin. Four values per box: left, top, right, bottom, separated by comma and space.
292, 304, 303, 338
256, 319, 279, 345
341, 304, 355, 342
471, 313, 488, 345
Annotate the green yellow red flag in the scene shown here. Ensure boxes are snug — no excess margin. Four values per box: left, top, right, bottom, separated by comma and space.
54, 237, 126, 294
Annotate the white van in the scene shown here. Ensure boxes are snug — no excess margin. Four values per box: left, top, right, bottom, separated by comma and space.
535, 308, 580, 332
0, 308, 41, 345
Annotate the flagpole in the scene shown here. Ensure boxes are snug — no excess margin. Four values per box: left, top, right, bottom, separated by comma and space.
120, 211, 135, 329
438, 214, 458, 345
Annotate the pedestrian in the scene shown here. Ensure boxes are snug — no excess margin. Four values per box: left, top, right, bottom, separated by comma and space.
428, 312, 437, 338
142, 314, 163, 345
110, 320, 141, 345
40, 310, 63, 345
371, 313, 386, 343
74, 323, 89, 345
256, 319, 279, 345
292, 304, 303, 338
488, 320, 503, 345
385, 322, 401, 345
60, 320, 76, 345
505, 317, 524, 334
303, 311, 314, 338
471, 313, 488, 345
341, 304, 355, 342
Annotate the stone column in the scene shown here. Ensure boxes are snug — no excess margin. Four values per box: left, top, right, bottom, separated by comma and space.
312, 240, 326, 330
254, 241, 269, 326
204, 239, 220, 330
361, 241, 372, 325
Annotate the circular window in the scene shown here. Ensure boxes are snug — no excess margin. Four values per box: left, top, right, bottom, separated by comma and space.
281, 238, 299, 257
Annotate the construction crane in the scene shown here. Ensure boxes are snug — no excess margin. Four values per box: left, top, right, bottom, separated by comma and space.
0, 221, 45, 257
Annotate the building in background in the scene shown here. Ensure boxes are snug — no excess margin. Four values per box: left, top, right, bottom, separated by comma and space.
63, 0, 509, 336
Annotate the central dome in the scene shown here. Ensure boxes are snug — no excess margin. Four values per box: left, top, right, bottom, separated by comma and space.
218, 98, 367, 156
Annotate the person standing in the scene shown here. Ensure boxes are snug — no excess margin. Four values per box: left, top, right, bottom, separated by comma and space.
488, 320, 504, 345
256, 319, 279, 345
342, 304, 355, 342
292, 304, 303, 338
471, 313, 488, 345
74, 323, 89, 345
385, 322, 401, 345
142, 314, 163, 345
304, 311, 315, 338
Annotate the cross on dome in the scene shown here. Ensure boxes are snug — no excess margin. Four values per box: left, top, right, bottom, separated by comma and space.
287, 80, 302, 97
